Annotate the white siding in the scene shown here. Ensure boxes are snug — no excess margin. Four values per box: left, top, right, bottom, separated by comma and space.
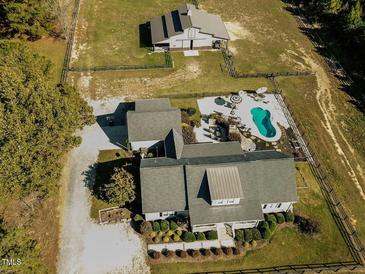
130, 140, 161, 151
232, 220, 259, 230
168, 28, 217, 49
211, 198, 240, 206
261, 202, 294, 214
145, 211, 175, 221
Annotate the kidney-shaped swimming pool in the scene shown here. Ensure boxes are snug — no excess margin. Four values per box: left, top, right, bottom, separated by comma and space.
250, 107, 277, 138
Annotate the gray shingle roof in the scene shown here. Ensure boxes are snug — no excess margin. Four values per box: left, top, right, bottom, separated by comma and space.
186, 164, 263, 225
181, 142, 243, 158
140, 165, 186, 213
165, 129, 184, 159
150, 4, 230, 44
135, 98, 171, 112
127, 109, 182, 143
207, 166, 244, 200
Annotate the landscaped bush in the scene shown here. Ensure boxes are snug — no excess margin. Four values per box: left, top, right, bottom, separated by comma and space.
228, 132, 242, 142
192, 250, 200, 258
265, 214, 277, 223
235, 229, 244, 241
158, 231, 164, 237
133, 214, 144, 223
244, 229, 253, 242
140, 221, 152, 235
295, 216, 320, 235
251, 228, 262, 240
182, 231, 196, 242
258, 221, 269, 231
285, 211, 295, 223
163, 236, 170, 243
250, 240, 257, 247
275, 213, 285, 224
152, 221, 160, 232
182, 125, 197, 144
233, 247, 241, 255
170, 220, 179, 230
225, 247, 233, 255
213, 247, 223, 256
153, 237, 160, 243
268, 220, 277, 231
203, 249, 211, 256
173, 234, 180, 241
187, 107, 196, 116
181, 111, 191, 125
206, 230, 218, 240
149, 231, 157, 238
178, 250, 187, 258
166, 230, 174, 237
196, 232, 206, 241
243, 242, 250, 249
165, 250, 174, 258
261, 227, 272, 240
176, 229, 183, 236
151, 250, 161, 259
160, 220, 170, 232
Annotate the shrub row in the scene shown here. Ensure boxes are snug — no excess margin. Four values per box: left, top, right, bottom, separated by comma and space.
140, 219, 180, 235
181, 230, 218, 242
149, 246, 245, 260
235, 212, 295, 242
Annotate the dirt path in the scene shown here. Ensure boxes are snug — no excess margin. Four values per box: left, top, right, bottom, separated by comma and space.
300, 49, 365, 201
57, 98, 150, 274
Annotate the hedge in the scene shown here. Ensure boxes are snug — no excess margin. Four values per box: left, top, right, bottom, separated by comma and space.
160, 220, 170, 232
182, 231, 196, 242
140, 221, 152, 235
176, 229, 183, 236
244, 229, 253, 242
285, 211, 295, 223
166, 230, 174, 236
162, 236, 170, 243
258, 221, 269, 231
196, 232, 206, 241
173, 234, 180, 241
265, 214, 277, 223
275, 213, 285, 224
261, 227, 272, 239
235, 229, 244, 241
170, 220, 179, 230
251, 228, 262, 240
269, 220, 277, 231
206, 230, 218, 240
152, 221, 160, 232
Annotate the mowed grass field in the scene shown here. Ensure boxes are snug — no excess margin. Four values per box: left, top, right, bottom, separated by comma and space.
151, 162, 352, 274
72, 0, 183, 67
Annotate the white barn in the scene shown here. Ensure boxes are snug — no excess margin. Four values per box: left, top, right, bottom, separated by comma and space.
150, 4, 230, 51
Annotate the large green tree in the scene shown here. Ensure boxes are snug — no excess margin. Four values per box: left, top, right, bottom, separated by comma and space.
0, 0, 54, 38
0, 220, 46, 274
0, 41, 94, 197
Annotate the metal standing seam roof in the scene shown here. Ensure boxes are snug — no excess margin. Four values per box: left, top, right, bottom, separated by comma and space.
207, 166, 244, 200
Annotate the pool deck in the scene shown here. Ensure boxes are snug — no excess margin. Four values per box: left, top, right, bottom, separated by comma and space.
195, 92, 290, 143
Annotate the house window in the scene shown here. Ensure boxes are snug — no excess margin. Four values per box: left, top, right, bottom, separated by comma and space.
263, 204, 267, 209
228, 199, 235, 204
159, 212, 163, 217
277, 203, 282, 208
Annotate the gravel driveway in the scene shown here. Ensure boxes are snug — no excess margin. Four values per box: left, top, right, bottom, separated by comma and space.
57, 97, 150, 274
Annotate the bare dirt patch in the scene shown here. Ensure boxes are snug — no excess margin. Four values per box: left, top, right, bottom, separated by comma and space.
299, 48, 365, 201
225, 21, 254, 41
73, 61, 202, 100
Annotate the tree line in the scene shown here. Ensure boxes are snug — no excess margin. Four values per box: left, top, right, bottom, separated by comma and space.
0, 0, 74, 38
294, 0, 365, 74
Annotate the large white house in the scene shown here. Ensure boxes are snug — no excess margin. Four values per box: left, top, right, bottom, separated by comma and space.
150, 4, 230, 51
128, 99, 298, 234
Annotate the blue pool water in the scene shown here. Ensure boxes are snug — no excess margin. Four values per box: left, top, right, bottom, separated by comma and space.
250, 107, 277, 138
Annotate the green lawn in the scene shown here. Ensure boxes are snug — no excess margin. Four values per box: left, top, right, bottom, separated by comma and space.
72, 0, 184, 67
151, 162, 352, 274
278, 75, 365, 243
24, 37, 66, 83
